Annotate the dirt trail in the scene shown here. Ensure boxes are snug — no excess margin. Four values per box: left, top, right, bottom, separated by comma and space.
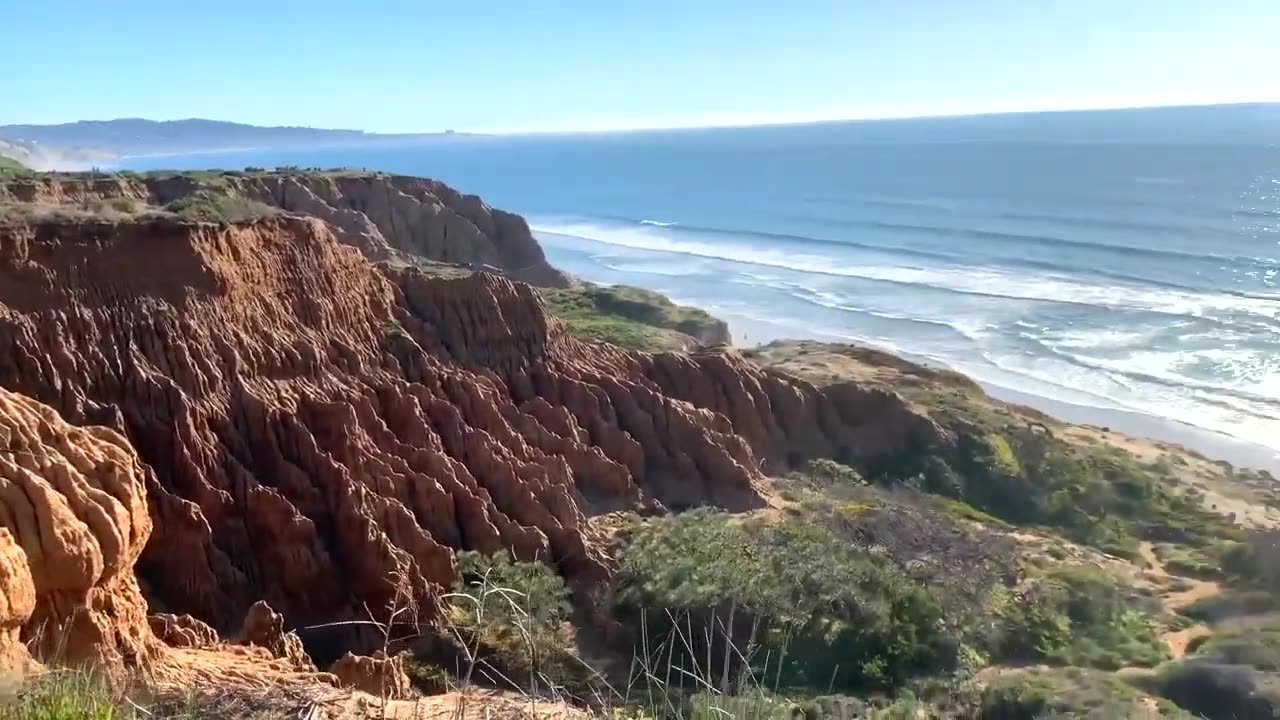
1137, 541, 1219, 658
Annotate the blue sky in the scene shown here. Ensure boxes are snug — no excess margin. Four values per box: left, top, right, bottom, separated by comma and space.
4, 0, 1277, 132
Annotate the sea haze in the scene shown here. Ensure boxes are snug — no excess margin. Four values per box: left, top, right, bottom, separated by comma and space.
115, 105, 1280, 467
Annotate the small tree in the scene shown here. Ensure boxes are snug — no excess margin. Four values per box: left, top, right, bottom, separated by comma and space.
446, 551, 572, 692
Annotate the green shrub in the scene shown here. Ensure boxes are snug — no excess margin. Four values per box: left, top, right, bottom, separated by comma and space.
934, 497, 1009, 528
1153, 542, 1222, 580
1190, 621, 1280, 671
873, 416, 1236, 560
1181, 589, 1280, 622
445, 551, 588, 693
1148, 660, 1280, 720
802, 458, 865, 489
1219, 532, 1280, 589
994, 565, 1166, 669
613, 510, 959, 694
980, 668, 1189, 719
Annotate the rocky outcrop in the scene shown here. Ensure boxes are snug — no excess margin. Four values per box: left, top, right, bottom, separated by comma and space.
0, 389, 158, 671
148, 613, 218, 649
234, 601, 313, 671
0, 207, 942, 665
0, 171, 569, 287
0, 528, 36, 673
238, 173, 569, 287
329, 651, 412, 699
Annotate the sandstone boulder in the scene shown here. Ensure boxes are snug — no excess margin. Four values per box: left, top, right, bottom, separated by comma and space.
329, 650, 412, 699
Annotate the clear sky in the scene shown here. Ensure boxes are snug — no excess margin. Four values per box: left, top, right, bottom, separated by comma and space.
3, 0, 1277, 133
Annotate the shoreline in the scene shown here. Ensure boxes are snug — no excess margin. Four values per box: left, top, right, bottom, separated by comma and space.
717, 309, 1280, 476
978, 382, 1280, 476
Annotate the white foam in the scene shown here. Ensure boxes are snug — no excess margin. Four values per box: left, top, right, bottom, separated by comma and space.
1040, 327, 1161, 349
533, 218, 1280, 453
532, 220, 1280, 323
638, 219, 678, 227
981, 351, 1280, 451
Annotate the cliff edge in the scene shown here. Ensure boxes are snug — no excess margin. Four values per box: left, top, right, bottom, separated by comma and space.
0, 169, 570, 287
0, 207, 939, 663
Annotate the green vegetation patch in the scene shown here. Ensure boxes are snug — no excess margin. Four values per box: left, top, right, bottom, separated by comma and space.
442, 551, 595, 694
0, 669, 285, 720
0, 671, 125, 720
871, 414, 1239, 561
165, 189, 278, 224
613, 508, 963, 693
541, 284, 727, 351
1148, 657, 1280, 720
0, 154, 35, 182
1151, 541, 1226, 581
995, 564, 1168, 670
981, 667, 1192, 719
1181, 589, 1280, 622
1190, 620, 1280, 671
750, 342, 1248, 562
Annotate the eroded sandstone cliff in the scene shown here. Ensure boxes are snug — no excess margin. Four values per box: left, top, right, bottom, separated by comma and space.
0, 197, 943, 667
0, 388, 157, 671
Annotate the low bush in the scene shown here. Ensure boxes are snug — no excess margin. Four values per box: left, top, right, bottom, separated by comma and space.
1219, 531, 1280, 589
0, 670, 262, 720
1148, 659, 1280, 720
980, 667, 1191, 719
1181, 589, 1280, 623
1189, 621, 1280, 671
994, 565, 1166, 670
1153, 542, 1222, 580
802, 458, 866, 489
444, 551, 593, 695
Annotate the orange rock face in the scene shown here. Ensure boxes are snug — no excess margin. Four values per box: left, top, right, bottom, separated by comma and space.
234, 600, 313, 671
0, 207, 941, 663
0, 527, 37, 673
0, 389, 157, 671
0, 172, 570, 287
148, 612, 218, 649
329, 650, 412, 699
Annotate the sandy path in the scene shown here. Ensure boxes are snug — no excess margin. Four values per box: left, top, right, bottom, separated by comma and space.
1137, 541, 1220, 659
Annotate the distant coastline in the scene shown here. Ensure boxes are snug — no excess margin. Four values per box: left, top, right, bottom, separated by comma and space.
0, 117, 484, 170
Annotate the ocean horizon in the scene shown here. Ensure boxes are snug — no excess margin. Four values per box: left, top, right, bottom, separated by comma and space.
113, 105, 1280, 473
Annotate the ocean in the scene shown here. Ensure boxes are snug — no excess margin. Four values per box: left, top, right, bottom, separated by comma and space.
114, 106, 1280, 469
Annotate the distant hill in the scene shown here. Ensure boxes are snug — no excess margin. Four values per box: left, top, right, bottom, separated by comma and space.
0, 118, 458, 163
